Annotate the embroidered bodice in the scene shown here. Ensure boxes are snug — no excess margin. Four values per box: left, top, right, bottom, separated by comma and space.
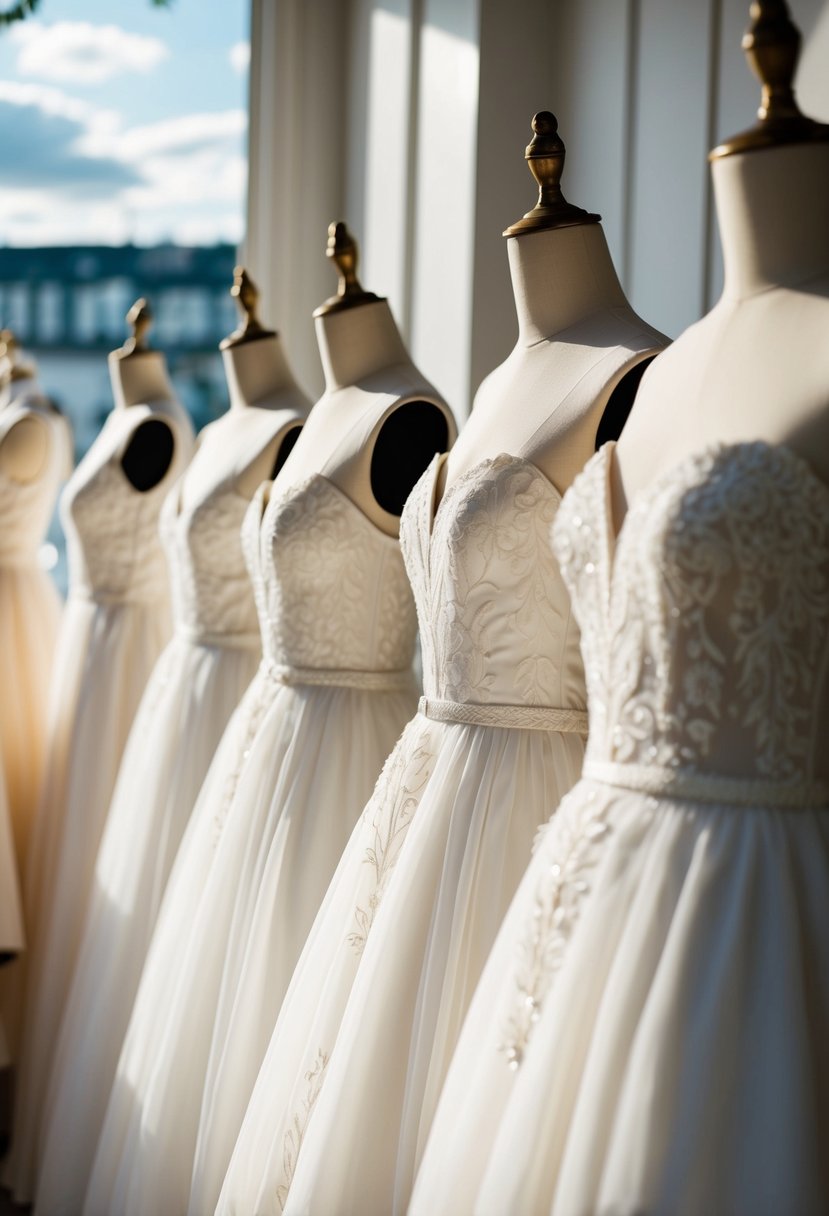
402, 453, 586, 713
161, 472, 261, 645
242, 475, 416, 678
0, 402, 70, 567
553, 441, 829, 801
61, 402, 193, 604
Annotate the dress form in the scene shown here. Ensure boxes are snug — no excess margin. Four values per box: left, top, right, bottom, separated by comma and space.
275, 222, 454, 533
438, 112, 667, 505
178, 269, 310, 514
0, 332, 52, 484
615, 1, 829, 516
108, 299, 180, 491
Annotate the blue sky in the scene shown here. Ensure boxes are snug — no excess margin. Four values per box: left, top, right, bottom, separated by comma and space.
0, 0, 249, 246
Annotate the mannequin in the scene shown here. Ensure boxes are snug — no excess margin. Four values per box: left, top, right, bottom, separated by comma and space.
276, 221, 453, 530
178, 267, 310, 513
438, 111, 666, 508
614, 0, 829, 517
30, 272, 311, 1216
0, 331, 53, 484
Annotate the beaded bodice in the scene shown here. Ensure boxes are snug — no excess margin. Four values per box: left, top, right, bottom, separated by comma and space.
402, 453, 586, 712
160, 472, 260, 644
0, 402, 69, 566
553, 441, 829, 801
242, 475, 416, 676
61, 402, 193, 603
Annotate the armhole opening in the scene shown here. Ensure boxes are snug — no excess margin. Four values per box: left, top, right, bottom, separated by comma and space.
270, 424, 303, 480
595, 356, 657, 450
121, 418, 176, 491
370, 400, 450, 517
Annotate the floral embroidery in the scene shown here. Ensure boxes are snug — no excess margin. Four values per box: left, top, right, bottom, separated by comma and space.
499, 786, 610, 1069
349, 719, 436, 955
554, 441, 829, 789
276, 1048, 329, 1212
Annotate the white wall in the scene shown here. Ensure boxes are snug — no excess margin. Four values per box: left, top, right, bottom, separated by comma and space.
248, 0, 829, 411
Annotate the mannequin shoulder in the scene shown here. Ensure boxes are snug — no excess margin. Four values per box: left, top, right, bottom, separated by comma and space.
0, 409, 50, 483
120, 402, 192, 492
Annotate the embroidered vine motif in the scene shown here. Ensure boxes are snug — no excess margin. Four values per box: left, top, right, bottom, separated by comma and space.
499, 787, 610, 1069
554, 442, 829, 789
348, 719, 437, 956
402, 455, 580, 713
276, 1047, 329, 1212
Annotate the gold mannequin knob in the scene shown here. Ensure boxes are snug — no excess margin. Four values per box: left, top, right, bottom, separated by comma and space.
313, 221, 384, 317
220, 266, 275, 349
503, 112, 600, 237
116, 298, 154, 358
710, 0, 829, 159
0, 328, 35, 382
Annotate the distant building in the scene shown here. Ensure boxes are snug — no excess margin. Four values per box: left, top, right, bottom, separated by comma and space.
0, 243, 239, 354
0, 243, 243, 594
0, 243, 241, 445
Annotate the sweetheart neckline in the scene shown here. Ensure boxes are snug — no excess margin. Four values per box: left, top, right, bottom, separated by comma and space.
597, 437, 829, 594
423, 450, 563, 541
253, 471, 403, 551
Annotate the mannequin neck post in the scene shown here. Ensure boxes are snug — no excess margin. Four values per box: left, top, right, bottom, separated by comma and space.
108, 349, 175, 411
222, 333, 301, 410
315, 299, 411, 391
507, 222, 630, 346
713, 142, 829, 301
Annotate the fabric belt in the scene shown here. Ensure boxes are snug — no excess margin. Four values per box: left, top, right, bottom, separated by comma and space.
418, 697, 588, 733
176, 626, 261, 650
582, 759, 829, 810
264, 661, 414, 692
71, 586, 162, 607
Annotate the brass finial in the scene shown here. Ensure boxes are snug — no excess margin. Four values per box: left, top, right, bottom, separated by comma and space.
313, 221, 384, 318
503, 112, 600, 237
710, 1, 829, 159
0, 329, 35, 382
220, 267, 276, 349
115, 298, 153, 358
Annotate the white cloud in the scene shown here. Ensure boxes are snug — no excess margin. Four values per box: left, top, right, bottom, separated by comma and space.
0, 87, 248, 247
229, 41, 250, 74
12, 20, 169, 86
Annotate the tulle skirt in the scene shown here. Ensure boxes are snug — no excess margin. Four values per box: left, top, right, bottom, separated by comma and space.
0, 773, 23, 955
218, 715, 584, 1216
3, 592, 169, 1204
411, 777, 829, 1216
84, 671, 415, 1216
34, 631, 260, 1216
0, 561, 60, 1059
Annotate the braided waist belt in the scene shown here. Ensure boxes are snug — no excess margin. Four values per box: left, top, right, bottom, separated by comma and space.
418, 696, 588, 733
176, 625, 261, 651
583, 759, 829, 810
264, 660, 415, 692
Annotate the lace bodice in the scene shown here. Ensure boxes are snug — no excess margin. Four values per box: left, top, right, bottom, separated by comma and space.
553, 441, 829, 799
61, 402, 193, 603
160, 473, 260, 644
0, 402, 70, 567
401, 453, 585, 712
242, 475, 416, 676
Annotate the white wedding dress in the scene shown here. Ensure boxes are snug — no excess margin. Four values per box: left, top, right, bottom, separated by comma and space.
0, 399, 69, 1061
84, 471, 418, 1216
33, 415, 287, 1216
411, 440, 829, 1216
219, 452, 587, 1216
3, 401, 192, 1205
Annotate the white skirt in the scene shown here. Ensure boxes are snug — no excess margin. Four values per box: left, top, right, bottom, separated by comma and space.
84, 671, 415, 1216
218, 714, 584, 1216
411, 777, 829, 1216
0, 561, 60, 1059
35, 631, 260, 1216
2, 593, 169, 1205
